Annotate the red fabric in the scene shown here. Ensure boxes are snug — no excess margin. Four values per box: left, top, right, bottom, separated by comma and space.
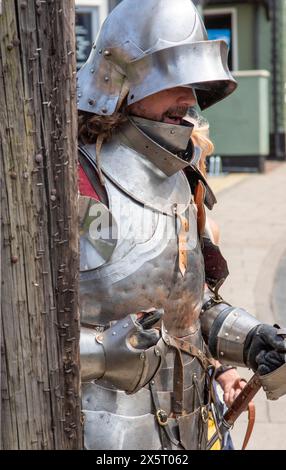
78, 164, 100, 201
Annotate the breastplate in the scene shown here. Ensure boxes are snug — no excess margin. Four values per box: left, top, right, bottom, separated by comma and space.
79, 134, 205, 337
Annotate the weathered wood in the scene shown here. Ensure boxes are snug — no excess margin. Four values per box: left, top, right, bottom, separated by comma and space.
0, 0, 81, 449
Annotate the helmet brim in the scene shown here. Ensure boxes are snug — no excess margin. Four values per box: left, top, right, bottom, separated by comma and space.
127, 40, 237, 110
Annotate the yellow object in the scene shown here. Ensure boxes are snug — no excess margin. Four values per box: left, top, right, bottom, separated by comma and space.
208, 412, 222, 450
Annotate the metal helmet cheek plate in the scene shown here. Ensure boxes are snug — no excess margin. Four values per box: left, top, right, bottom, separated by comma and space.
77, 0, 237, 116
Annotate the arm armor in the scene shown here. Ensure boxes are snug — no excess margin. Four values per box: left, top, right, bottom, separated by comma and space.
201, 290, 286, 401
80, 314, 167, 394
259, 362, 286, 400
200, 289, 260, 367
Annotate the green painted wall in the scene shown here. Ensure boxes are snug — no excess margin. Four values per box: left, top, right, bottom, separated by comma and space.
255, 5, 273, 133
276, 0, 286, 134
202, 73, 270, 156
282, 1, 286, 135
256, 6, 271, 72
203, 1, 286, 158
236, 4, 253, 70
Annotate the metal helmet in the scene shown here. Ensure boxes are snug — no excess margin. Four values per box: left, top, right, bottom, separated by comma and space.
77, 0, 237, 116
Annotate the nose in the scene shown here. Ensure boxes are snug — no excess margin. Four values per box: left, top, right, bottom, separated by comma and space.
176, 87, 197, 107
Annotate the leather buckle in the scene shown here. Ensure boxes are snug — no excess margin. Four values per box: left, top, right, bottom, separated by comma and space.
156, 409, 168, 426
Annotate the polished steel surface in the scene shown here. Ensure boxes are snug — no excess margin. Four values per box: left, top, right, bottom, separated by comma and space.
259, 363, 286, 400
77, 0, 237, 115
79, 197, 118, 271
80, 327, 105, 382
82, 328, 209, 450
132, 116, 193, 155
83, 124, 192, 211
78, 72, 212, 447
118, 116, 190, 176
216, 308, 260, 366
80, 138, 204, 337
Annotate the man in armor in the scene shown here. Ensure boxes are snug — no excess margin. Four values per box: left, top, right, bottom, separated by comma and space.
77, 0, 286, 450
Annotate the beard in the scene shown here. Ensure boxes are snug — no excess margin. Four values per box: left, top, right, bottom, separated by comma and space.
162, 106, 188, 125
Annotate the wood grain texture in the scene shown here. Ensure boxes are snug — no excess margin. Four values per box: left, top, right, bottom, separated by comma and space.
0, 0, 81, 449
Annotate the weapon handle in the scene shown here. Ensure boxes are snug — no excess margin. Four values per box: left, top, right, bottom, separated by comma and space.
223, 373, 261, 426
206, 373, 261, 450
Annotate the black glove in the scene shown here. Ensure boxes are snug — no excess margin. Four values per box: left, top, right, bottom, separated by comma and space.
244, 324, 286, 374
129, 308, 164, 350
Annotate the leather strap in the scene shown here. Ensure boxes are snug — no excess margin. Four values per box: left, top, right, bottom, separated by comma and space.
194, 180, 206, 236
177, 212, 189, 277
149, 381, 180, 449
172, 336, 214, 371
242, 401, 256, 450
173, 204, 189, 277
172, 342, 185, 415
234, 378, 256, 450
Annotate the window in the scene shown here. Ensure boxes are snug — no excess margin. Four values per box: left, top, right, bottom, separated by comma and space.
75, 0, 108, 69
204, 8, 238, 71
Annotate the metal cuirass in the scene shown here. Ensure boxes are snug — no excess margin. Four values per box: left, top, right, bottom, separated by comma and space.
79, 128, 210, 450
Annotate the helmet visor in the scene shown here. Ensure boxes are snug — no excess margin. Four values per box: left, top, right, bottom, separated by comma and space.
126, 40, 237, 110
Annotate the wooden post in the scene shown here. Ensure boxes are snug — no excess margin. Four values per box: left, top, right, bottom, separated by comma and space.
0, 0, 81, 449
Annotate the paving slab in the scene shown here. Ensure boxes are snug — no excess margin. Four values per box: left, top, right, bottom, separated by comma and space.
209, 163, 286, 450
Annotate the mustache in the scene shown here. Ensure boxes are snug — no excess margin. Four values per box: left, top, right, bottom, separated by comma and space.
163, 106, 188, 119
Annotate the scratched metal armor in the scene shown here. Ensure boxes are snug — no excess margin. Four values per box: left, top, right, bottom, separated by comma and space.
79, 116, 212, 449
77, 0, 286, 451
78, 1, 286, 450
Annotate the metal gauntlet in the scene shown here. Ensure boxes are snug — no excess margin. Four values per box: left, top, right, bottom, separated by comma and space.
80, 313, 167, 394
259, 364, 286, 400
200, 290, 260, 366
244, 325, 286, 400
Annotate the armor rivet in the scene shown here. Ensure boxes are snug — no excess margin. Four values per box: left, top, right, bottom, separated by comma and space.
104, 76, 109, 82
90, 69, 95, 74
78, 93, 82, 98
112, 331, 116, 336
104, 50, 111, 57
88, 99, 95, 106
170, 130, 175, 135
140, 353, 145, 360
99, 49, 102, 54
101, 108, 108, 114
155, 349, 160, 356
236, 336, 240, 340
123, 323, 129, 328
225, 333, 229, 337
220, 352, 224, 356
151, 380, 155, 385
